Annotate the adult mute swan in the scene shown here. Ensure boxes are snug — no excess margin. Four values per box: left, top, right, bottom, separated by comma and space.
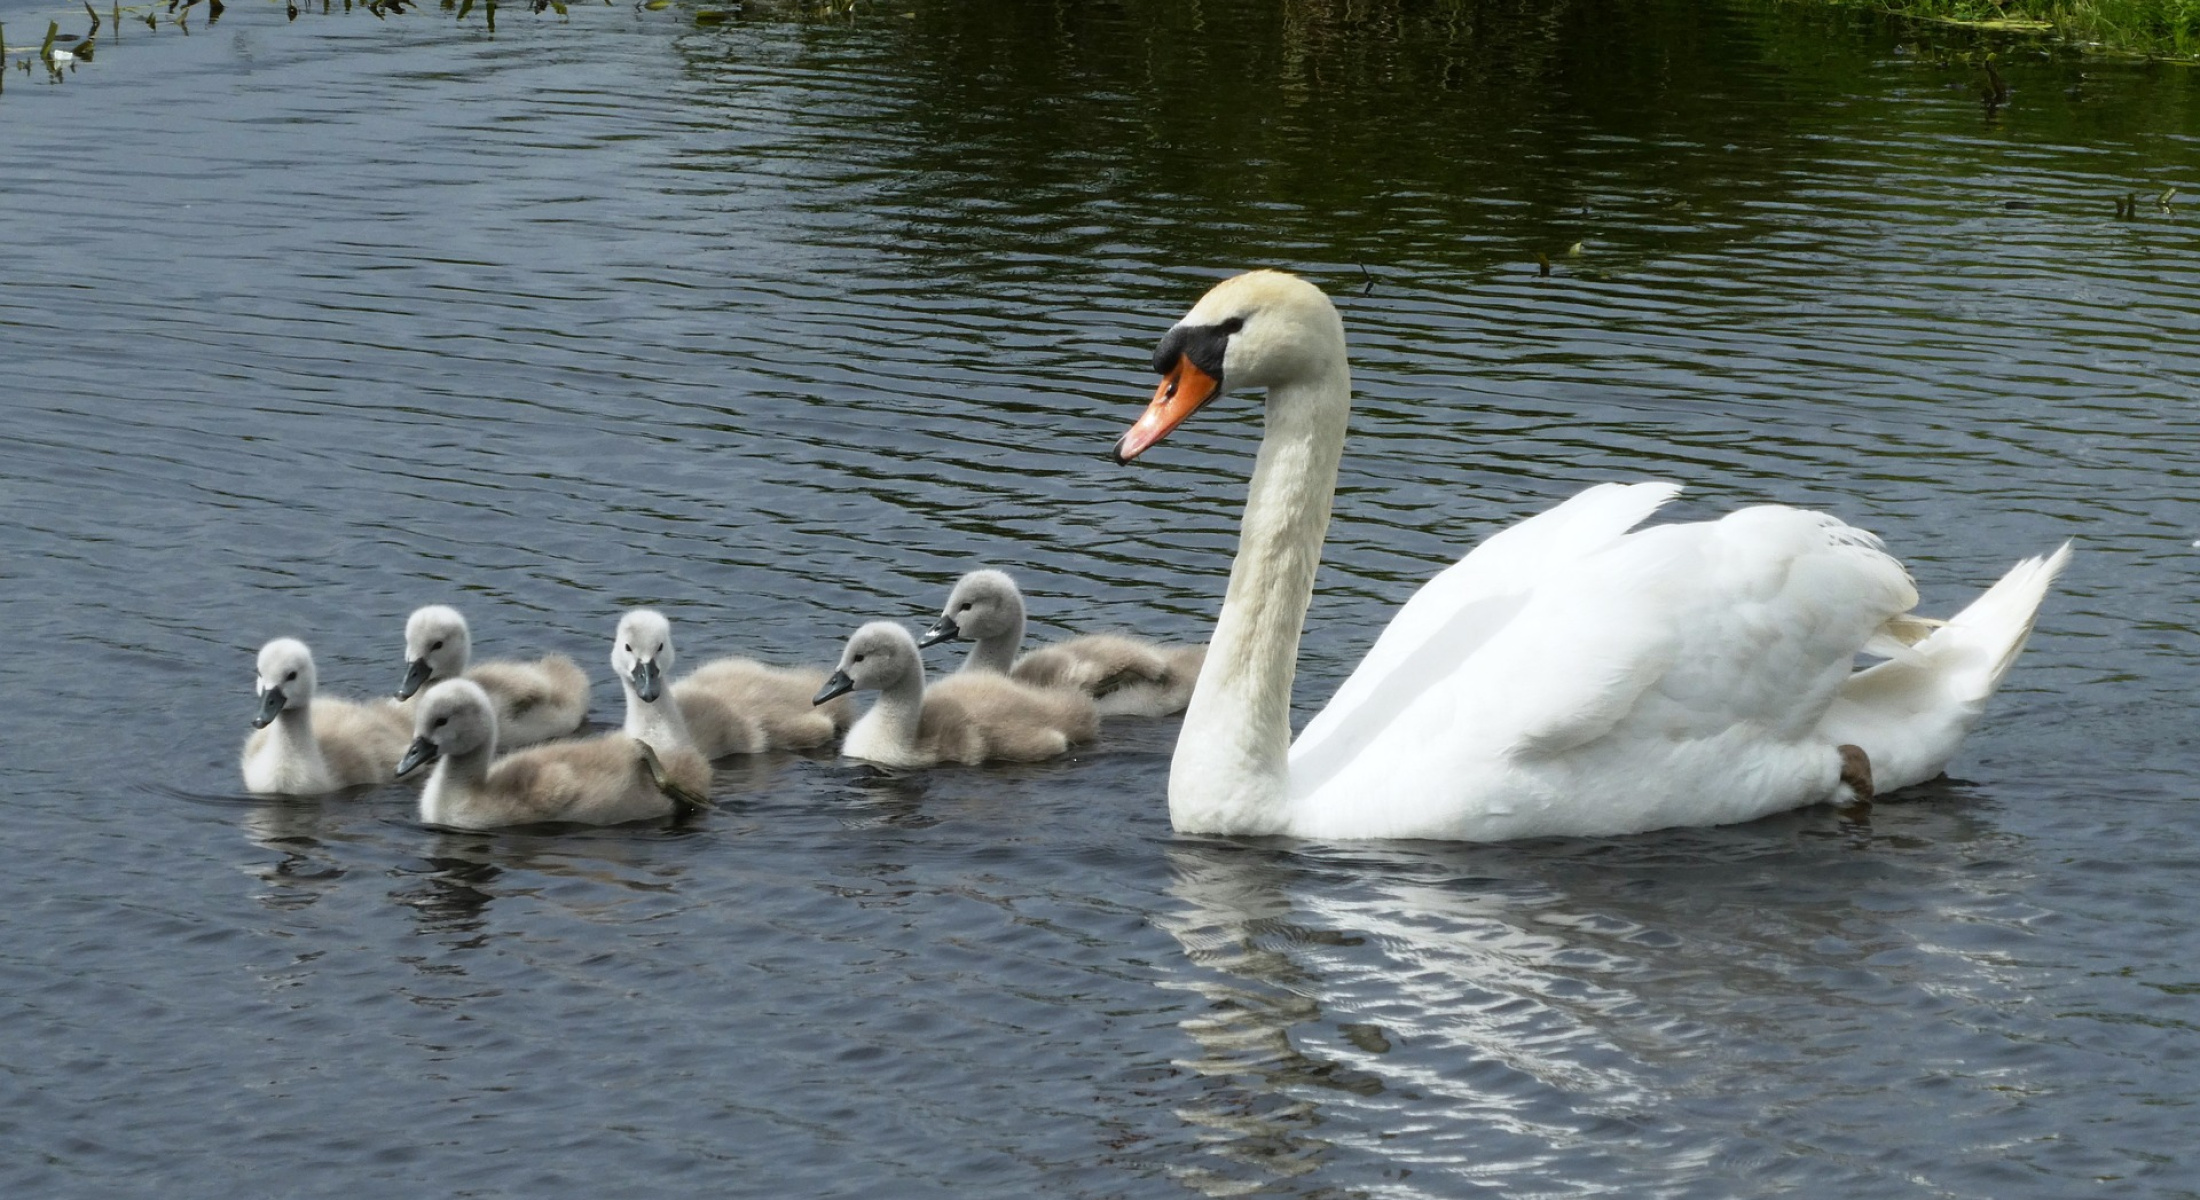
918, 569, 1207, 717
1114, 269, 2071, 842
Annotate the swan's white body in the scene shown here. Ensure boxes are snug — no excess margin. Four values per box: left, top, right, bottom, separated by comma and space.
1120, 270, 2070, 842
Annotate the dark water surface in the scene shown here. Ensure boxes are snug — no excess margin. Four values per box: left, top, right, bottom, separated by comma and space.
4, 0, 2198, 1194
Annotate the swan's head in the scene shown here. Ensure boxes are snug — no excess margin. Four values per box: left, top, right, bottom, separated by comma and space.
814, 621, 923, 705
253, 637, 318, 728
919, 569, 1023, 647
1116, 269, 1346, 463
397, 678, 497, 777
613, 609, 676, 703
400, 605, 473, 700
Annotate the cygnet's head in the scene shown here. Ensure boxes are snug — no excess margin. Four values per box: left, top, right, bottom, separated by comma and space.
814, 622, 923, 705
253, 637, 318, 728
919, 569, 1024, 647
1115, 269, 1346, 463
396, 678, 498, 778
400, 605, 474, 700
612, 609, 676, 703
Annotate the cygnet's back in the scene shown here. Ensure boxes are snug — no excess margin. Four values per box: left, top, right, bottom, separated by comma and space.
821, 621, 1097, 769
676, 658, 852, 755
403, 679, 710, 830
399, 605, 590, 749
922, 672, 1102, 764
922, 569, 1205, 717
242, 637, 412, 795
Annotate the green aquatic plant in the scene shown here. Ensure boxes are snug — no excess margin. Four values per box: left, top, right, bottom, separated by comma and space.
1805, 0, 2200, 58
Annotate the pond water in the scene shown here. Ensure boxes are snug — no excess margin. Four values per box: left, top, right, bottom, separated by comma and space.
4, 0, 2198, 1194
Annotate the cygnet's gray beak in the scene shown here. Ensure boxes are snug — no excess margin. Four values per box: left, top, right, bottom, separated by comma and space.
395, 736, 439, 779
917, 614, 960, 648
253, 686, 287, 729
630, 659, 663, 703
812, 670, 854, 706
398, 657, 434, 700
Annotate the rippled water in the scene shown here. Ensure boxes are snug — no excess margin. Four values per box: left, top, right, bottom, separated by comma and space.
4, 0, 2198, 1194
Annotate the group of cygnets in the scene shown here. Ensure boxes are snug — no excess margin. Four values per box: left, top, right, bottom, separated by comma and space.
241, 570, 1207, 830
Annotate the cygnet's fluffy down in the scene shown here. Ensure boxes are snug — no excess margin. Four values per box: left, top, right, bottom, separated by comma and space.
920, 569, 1206, 717
398, 605, 590, 748
399, 679, 711, 830
612, 609, 853, 759
242, 637, 413, 795
817, 621, 1098, 769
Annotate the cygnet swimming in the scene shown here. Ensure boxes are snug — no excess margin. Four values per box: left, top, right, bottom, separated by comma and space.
397, 604, 589, 749
815, 621, 1098, 769
241, 637, 413, 795
612, 609, 853, 758
398, 678, 711, 830
920, 569, 1206, 717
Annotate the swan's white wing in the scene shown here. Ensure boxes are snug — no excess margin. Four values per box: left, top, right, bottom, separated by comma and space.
1287, 505, 1919, 841
1290, 481, 1680, 772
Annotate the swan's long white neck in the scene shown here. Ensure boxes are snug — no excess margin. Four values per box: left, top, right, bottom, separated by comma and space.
622, 682, 694, 754
420, 745, 491, 826
1169, 366, 1349, 834
848, 669, 926, 759
965, 607, 1024, 675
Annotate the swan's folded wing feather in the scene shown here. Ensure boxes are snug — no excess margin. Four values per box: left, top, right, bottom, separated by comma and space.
1292, 481, 1681, 762
1287, 505, 1920, 839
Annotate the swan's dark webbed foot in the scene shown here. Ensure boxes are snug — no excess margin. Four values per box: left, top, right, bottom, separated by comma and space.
1835, 743, 1875, 821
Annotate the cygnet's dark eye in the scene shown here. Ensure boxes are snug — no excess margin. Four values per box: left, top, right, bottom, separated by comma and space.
285, 670, 298, 682
433, 717, 448, 729
1219, 316, 1245, 334
624, 643, 633, 653
958, 603, 972, 613
430, 640, 445, 652
852, 654, 867, 664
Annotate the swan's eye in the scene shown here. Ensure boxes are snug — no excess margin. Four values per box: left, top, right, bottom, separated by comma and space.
852, 654, 866, 664
624, 643, 632, 653
958, 603, 972, 613
284, 670, 298, 682
433, 717, 448, 729
1219, 316, 1245, 334
430, 640, 445, 652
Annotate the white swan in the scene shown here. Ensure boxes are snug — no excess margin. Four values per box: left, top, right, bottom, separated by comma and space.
398, 679, 711, 830
1113, 269, 2071, 841
814, 622, 1100, 768
611, 608, 852, 758
397, 605, 589, 749
918, 569, 1207, 718
241, 637, 412, 794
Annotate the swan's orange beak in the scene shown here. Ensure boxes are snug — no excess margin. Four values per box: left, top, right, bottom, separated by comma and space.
1115, 356, 1221, 464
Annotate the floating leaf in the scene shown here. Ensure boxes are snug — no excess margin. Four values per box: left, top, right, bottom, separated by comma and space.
1533, 251, 1552, 277
39, 20, 56, 62
1566, 241, 1584, 256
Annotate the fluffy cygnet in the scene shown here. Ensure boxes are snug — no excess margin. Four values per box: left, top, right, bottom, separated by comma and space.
613, 609, 853, 759
242, 637, 413, 795
397, 605, 589, 749
920, 569, 1207, 717
815, 621, 1098, 769
398, 678, 711, 831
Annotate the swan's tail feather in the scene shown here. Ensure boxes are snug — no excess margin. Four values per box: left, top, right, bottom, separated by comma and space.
1944, 540, 2075, 689
1819, 541, 2073, 792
